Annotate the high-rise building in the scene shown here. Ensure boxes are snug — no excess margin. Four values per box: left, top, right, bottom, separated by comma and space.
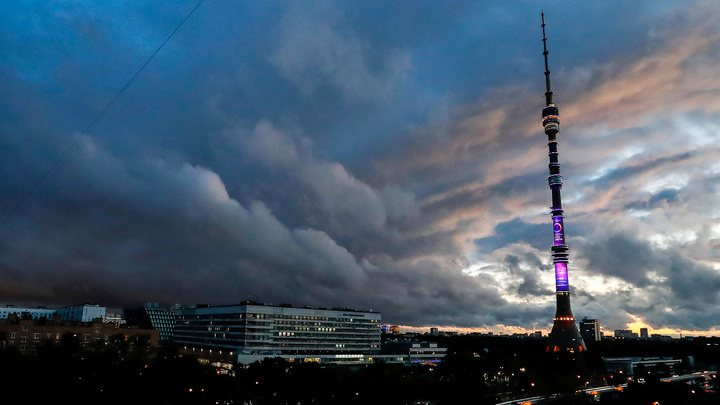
640, 327, 649, 339
580, 318, 601, 342
540, 13, 587, 353
173, 302, 381, 363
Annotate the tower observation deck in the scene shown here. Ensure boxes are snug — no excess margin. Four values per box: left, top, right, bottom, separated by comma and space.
540, 13, 586, 353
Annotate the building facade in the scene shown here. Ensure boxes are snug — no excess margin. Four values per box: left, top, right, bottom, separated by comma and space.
173, 302, 381, 363
0, 315, 159, 354
0, 306, 56, 320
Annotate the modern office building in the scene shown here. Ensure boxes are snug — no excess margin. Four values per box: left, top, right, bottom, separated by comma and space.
539, 13, 586, 353
124, 303, 175, 344
640, 328, 649, 339
173, 302, 381, 364
56, 304, 106, 322
580, 318, 601, 342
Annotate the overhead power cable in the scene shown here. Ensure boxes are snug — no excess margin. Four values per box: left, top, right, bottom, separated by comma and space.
2, 0, 207, 228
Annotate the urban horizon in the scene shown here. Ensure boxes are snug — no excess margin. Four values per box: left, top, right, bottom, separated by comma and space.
3, 299, 717, 340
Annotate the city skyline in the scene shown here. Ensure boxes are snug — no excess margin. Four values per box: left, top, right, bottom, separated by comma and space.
2, 1, 720, 336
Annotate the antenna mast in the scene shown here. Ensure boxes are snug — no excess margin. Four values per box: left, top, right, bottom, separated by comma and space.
541, 12, 553, 105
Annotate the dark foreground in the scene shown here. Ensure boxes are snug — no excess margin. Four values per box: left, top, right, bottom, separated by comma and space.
0, 333, 718, 404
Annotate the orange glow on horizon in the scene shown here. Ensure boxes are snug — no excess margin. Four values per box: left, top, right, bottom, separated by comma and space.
391, 324, 720, 338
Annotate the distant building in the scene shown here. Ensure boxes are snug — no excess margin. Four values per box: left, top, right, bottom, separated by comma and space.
381, 325, 400, 335
105, 312, 125, 325
603, 357, 682, 375
640, 328, 649, 339
0, 314, 158, 354
56, 304, 106, 322
381, 341, 447, 364
0, 305, 55, 321
173, 302, 381, 364
580, 318, 601, 342
651, 334, 673, 342
124, 303, 175, 344
614, 329, 638, 339
430, 327, 439, 335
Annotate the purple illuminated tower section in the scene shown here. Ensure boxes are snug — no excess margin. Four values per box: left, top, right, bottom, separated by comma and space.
541, 13, 586, 353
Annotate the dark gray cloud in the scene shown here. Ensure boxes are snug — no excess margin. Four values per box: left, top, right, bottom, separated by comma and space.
476, 219, 548, 254
505, 253, 552, 298
576, 232, 658, 287
625, 188, 681, 211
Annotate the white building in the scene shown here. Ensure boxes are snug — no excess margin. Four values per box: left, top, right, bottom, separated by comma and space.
0, 306, 55, 320
56, 304, 106, 322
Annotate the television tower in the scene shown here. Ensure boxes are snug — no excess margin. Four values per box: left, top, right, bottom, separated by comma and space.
540, 13, 586, 353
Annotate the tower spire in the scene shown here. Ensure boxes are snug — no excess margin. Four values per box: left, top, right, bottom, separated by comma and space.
541, 12, 553, 105
540, 13, 586, 354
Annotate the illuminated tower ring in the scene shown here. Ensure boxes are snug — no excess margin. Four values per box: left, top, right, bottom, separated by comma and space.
541, 13, 587, 353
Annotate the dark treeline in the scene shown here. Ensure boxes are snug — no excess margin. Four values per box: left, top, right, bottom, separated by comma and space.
1, 333, 719, 404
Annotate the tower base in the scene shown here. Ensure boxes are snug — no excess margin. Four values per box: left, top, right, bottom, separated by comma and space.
546, 318, 586, 353
546, 292, 587, 353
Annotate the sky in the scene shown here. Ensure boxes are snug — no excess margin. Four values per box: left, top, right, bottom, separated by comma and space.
2, 0, 720, 336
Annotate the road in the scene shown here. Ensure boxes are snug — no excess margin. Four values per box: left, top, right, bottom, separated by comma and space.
494, 370, 716, 405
